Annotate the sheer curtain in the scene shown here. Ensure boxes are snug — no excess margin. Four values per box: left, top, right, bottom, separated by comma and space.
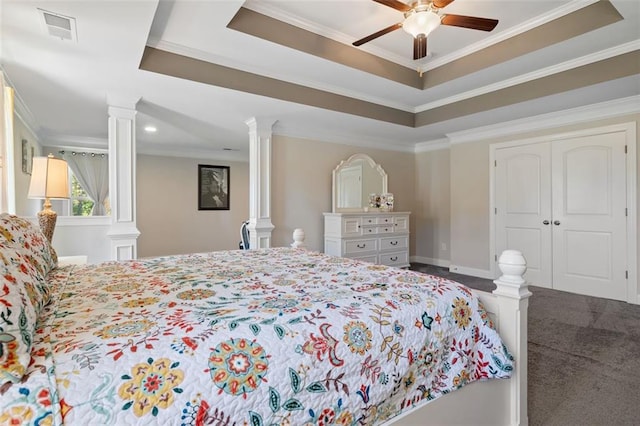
62, 151, 109, 215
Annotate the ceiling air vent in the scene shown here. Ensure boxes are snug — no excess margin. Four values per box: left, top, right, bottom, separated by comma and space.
38, 9, 77, 42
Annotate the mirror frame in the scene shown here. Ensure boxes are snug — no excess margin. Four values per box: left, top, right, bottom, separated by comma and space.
332, 153, 387, 212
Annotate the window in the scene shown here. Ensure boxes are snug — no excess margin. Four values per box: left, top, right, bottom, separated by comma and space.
70, 172, 94, 216
68, 171, 110, 216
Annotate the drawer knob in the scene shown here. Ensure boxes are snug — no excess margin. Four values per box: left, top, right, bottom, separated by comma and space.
390, 241, 398, 246
391, 256, 398, 261
357, 243, 366, 249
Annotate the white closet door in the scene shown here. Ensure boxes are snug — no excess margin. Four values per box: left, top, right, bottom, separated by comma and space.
551, 133, 628, 300
495, 143, 552, 287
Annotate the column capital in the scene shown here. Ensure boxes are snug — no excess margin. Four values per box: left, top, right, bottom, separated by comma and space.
245, 117, 277, 135
106, 93, 140, 110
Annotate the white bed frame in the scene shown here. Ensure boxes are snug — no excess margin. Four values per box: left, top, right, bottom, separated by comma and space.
291, 231, 531, 426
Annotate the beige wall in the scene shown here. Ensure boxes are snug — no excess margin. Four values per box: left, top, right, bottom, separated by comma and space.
449, 114, 639, 277
136, 154, 249, 257
414, 148, 450, 264
271, 136, 415, 252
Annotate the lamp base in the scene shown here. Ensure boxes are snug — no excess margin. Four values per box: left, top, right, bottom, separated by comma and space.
37, 206, 57, 243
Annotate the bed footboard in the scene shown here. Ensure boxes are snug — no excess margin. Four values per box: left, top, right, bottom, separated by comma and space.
387, 250, 531, 426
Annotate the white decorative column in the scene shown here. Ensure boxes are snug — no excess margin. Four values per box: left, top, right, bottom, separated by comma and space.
106, 95, 140, 260
245, 117, 276, 249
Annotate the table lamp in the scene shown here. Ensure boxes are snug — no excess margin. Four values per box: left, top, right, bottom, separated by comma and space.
28, 154, 69, 242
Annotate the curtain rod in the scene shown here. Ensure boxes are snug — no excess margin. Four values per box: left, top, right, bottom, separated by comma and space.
59, 150, 106, 158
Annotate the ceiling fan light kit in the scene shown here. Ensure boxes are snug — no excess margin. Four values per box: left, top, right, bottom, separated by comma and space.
353, 0, 499, 61
402, 9, 441, 38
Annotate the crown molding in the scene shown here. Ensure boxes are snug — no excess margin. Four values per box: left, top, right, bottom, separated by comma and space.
416, 40, 640, 112
40, 134, 108, 149
2, 68, 41, 139
272, 124, 416, 154
414, 138, 450, 153
447, 95, 640, 145
41, 133, 249, 162
136, 145, 249, 163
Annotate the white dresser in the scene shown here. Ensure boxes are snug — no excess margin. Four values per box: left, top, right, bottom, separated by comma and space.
323, 212, 411, 268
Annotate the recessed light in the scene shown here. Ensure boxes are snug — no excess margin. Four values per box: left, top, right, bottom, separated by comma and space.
144, 126, 157, 133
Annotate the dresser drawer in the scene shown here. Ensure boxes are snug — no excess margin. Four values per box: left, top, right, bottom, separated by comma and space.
362, 226, 377, 235
377, 224, 395, 234
344, 239, 377, 255
361, 216, 377, 225
377, 216, 393, 225
379, 235, 408, 251
379, 251, 409, 267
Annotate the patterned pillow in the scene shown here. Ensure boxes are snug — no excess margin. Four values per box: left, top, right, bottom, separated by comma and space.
0, 239, 40, 384
0, 213, 57, 295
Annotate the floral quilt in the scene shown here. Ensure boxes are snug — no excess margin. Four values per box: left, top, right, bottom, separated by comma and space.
0, 248, 512, 425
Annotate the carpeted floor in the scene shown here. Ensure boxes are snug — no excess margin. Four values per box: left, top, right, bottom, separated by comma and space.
411, 263, 640, 426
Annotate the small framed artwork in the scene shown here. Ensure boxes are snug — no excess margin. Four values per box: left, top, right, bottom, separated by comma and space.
21, 139, 32, 174
198, 165, 230, 210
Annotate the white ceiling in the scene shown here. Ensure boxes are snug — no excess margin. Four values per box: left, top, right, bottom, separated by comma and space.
1, 0, 639, 160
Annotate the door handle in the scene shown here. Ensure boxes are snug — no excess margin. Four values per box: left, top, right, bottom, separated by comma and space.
542, 220, 550, 225
553, 220, 561, 225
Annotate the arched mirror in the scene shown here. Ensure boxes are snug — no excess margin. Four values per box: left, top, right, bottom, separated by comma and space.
332, 154, 387, 212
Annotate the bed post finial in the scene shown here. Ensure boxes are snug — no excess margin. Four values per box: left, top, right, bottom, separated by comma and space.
291, 228, 306, 249
493, 249, 531, 426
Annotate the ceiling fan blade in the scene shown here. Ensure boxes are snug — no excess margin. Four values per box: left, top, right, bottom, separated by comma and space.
441, 14, 498, 31
373, 0, 412, 12
433, 0, 455, 8
413, 34, 427, 60
353, 22, 403, 46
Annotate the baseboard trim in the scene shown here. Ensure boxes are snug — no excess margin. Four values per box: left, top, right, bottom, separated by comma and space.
448, 264, 495, 280
410, 256, 450, 268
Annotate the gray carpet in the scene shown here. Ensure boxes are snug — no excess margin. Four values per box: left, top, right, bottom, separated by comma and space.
411, 263, 640, 426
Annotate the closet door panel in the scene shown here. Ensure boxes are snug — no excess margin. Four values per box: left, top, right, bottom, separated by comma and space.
495, 143, 552, 287
551, 132, 627, 301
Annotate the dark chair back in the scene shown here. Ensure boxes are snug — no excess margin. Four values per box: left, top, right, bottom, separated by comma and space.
239, 220, 250, 250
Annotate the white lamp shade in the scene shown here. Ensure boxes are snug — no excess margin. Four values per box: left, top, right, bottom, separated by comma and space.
28, 156, 70, 199
403, 10, 442, 38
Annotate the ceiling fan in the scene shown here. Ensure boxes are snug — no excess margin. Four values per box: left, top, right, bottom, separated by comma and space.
353, 0, 499, 60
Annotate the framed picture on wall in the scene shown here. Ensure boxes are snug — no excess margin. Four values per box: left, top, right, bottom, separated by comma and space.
198, 164, 230, 210
21, 139, 32, 174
